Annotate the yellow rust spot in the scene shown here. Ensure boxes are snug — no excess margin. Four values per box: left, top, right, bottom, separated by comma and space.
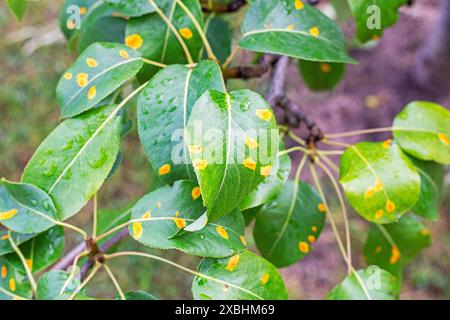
298, 241, 310, 254
261, 274, 270, 285
216, 226, 229, 240
260, 165, 272, 177
0, 209, 18, 221
375, 245, 382, 253
383, 139, 392, 149
421, 229, 430, 236
191, 187, 201, 200
76, 73, 89, 87
1, 266, 7, 279
132, 222, 143, 240
119, 50, 129, 59
374, 178, 384, 192
438, 133, 449, 146
243, 158, 257, 171
64, 72, 73, 80
320, 63, 331, 73
364, 187, 376, 198
25, 259, 33, 271
287, 24, 295, 31
180, 28, 193, 40
175, 211, 180, 217
87, 86, 97, 100
390, 246, 401, 264
86, 58, 98, 68
159, 164, 171, 176
142, 211, 151, 219
309, 27, 320, 37
125, 34, 144, 49
255, 109, 273, 121
307, 235, 316, 243
174, 218, 187, 229
188, 145, 203, 153
240, 235, 247, 246
295, 0, 305, 10
318, 203, 327, 213
226, 255, 240, 272
157, 202, 162, 209
193, 159, 208, 171
375, 209, 384, 219
79, 6, 87, 15
67, 20, 76, 30
245, 136, 258, 150
386, 200, 396, 213
9, 278, 16, 292
1, 234, 9, 240
311, 226, 318, 232
372, 34, 381, 41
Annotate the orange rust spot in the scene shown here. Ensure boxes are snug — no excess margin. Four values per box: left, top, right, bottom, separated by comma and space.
66, 20, 76, 30
25, 259, 33, 271
245, 136, 258, 150
174, 218, 186, 229
390, 246, 401, 264
287, 24, 295, 31
1, 266, 7, 279
188, 145, 203, 154
386, 200, 396, 213
64, 73, 73, 80
383, 139, 392, 149
226, 255, 240, 272
375, 246, 382, 253
86, 58, 98, 68
193, 159, 208, 170
125, 34, 144, 49
374, 178, 384, 192
318, 203, 327, 213
421, 229, 430, 236
243, 158, 257, 171
375, 210, 384, 219
159, 164, 171, 175
311, 226, 318, 232
191, 187, 201, 200
142, 211, 151, 219
216, 226, 229, 240
9, 278, 16, 292
309, 27, 320, 37
180, 28, 193, 40
261, 274, 270, 285
1, 234, 9, 240
365, 187, 376, 198
320, 63, 331, 73
307, 235, 316, 243
0, 209, 18, 221
132, 222, 143, 240
87, 86, 97, 100
240, 235, 247, 246
260, 165, 272, 177
119, 50, 129, 59
295, 0, 305, 10
298, 241, 310, 253
79, 6, 87, 15
76, 73, 88, 87
255, 109, 273, 121
438, 133, 449, 146
372, 34, 381, 41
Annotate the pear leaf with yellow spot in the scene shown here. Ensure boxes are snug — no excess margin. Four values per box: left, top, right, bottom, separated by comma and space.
0, 231, 34, 257
59, 0, 97, 39
138, 61, 224, 185
0, 180, 59, 234
56, 42, 142, 118
126, 0, 204, 82
22, 105, 121, 220
192, 250, 288, 300
327, 266, 399, 300
186, 90, 279, 222
348, 0, 408, 43
239, 0, 355, 63
298, 60, 345, 91
364, 215, 431, 282
5, 227, 64, 274
104, 0, 156, 17
393, 101, 450, 164
254, 180, 325, 268
129, 180, 246, 258
0, 257, 32, 300
339, 142, 420, 224
36, 270, 84, 300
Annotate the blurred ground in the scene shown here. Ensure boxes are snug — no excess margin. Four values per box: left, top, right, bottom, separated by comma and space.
0, 0, 449, 300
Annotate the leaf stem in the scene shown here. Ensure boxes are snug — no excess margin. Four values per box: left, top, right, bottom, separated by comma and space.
0, 287, 29, 300
67, 263, 101, 300
324, 127, 394, 139
288, 131, 307, 146
277, 146, 310, 157
141, 58, 168, 68
92, 194, 98, 239
102, 264, 125, 300
59, 250, 89, 296
175, 0, 218, 62
8, 232, 37, 296
318, 153, 340, 173
222, 44, 239, 69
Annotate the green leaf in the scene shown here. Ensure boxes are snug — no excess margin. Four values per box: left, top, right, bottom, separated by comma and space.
364, 215, 431, 280
186, 89, 279, 222
36, 270, 83, 300
410, 158, 444, 220
242, 205, 261, 226
254, 180, 325, 268
192, 250, 288, 300
5, 227, 64, 274
299, 60, 345, 91
129, 180, 246, 258
126, 0, 204, 81
339, 141, 420, 223
22, 105, 121, 220
123, 291, 158, 300
0, 180, 58, 234
138, 60, 224, 184
240, 142, 291, 211
327, 266, 399, 300
202, 15, 232, 64
96, 206, 132, 240
0, 257, 32, 300
59, 0, 97, 40
348, 0, 407, 43
104, 0, 156, 17
0, 231, 34, 257
56, 43, 142, 118
6, 0, 27, 21
239, 0, 355, 63
393, 101, 450, 164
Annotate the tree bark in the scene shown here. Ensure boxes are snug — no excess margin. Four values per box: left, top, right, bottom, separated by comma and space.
413, 0, 450, 91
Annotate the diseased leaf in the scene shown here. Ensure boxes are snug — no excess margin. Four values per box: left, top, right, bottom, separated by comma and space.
364, 215, 431, 280
186, 89, 279, 222
126, 0, 204, 81
129, 180, 246, 258
327, 266, 399, 300
239, 0, 355, 63
138, 60, 224, 184
6, 0, 27, 21
0, 257, 32, 300
192, 250, 288, 300
393, 101, 450, 164
22, 105, 121, 220
104, 0, 156, 17
410, 158, 444, 220
56, 43, 142, 118
254, 180, 325, 267
348, 0, 407, 43
299, 60, 345, 91
36, 270, 83, 300
5, 227, 64, 274
0, 231, 34, 257
59, 0, 97, 40
339, 141, 420, 223
96, 206, 132, 241
0, 180, 58, 234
